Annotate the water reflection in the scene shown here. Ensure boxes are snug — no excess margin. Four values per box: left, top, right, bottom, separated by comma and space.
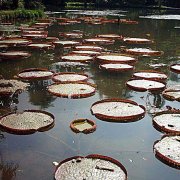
28, 80, 56, 109
0, 157, 19, 180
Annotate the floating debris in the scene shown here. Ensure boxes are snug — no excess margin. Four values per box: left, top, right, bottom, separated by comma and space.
91, 98, 145, 122
0, 110, 55, 134
54, 154, 127, 180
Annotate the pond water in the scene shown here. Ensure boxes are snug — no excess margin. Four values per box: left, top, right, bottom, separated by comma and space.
0, 9, 180, 180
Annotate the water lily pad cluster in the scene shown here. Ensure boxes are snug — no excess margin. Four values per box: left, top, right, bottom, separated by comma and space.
0, 10, 180, 179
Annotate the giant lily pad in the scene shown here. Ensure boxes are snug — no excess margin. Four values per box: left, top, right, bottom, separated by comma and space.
61, 54, 94, 63
123, 48, 164, 56
0, 110, 54, 134
99, 63, 134, 72
0, 79, 29, 96
28, 43, 55, 50
154, 135, 180, 169
54, 154, 127, 180
74, 45, 104, 51
48, 82, 96, 99
153, 110, 180, 134
72, 50, 101, 56
162, 85, 180, 102
0, 51, 31, 60
54, 40, 80, 46
123, 37, 153, 44
84, 38, 114, 45
132, 70, 167, 81
170, 64, 180, 74
97, 34, 123, 40
96, 54, 137, 64
59, 32, 83, 39
0, 38, 31, 46
17, 68, 54, 80
52, 72, 88, 83
126, 79, 165, 92
91, 98, 145, 122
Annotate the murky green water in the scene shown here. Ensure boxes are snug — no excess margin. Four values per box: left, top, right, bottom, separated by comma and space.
0, 9, 180, 180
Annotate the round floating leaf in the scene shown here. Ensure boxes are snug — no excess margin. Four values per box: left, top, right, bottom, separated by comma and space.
0, 110, 55, 134
126, 79, 165, 92
154, 135, 180, 169
100, 63, 134, 72
0, 79, 29, 96
123, 48, 164, 56
55, 154, 127, 180
48, 82, 96, 99
91, 98, 145, 122
162, 85, 180, 102
153, 110, 180, 134
70, 119, 96, 134
17, 68, 54, 80
52, 72, 88, 83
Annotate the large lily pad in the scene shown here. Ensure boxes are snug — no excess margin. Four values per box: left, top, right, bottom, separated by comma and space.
17, 68, 54, 80
0, 110, 54, 134
0, 51, 31, 60
133, 70, 167, 81
162, 85, 180, 102
153, 110, 180, 134
154, 135, 180, 169
54, 154, 127, 180
48, 82, 96, 99
0, 79, 29, 96
123, 48, 164, 56
99, 63, 134, 72
123, 37, 153, 44
52, 72, 88, 83
91, 98, 145, 122
61, 54, 94, 63
170, 64, 180, 74
96, 54, 137, 64
126, 79, 165, 92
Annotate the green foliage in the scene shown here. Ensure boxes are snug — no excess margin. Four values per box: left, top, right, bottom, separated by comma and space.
0, 9, 45, 20
18, 0, 25, 9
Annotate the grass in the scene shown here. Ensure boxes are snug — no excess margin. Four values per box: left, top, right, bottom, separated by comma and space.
0, 9, 45, 20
